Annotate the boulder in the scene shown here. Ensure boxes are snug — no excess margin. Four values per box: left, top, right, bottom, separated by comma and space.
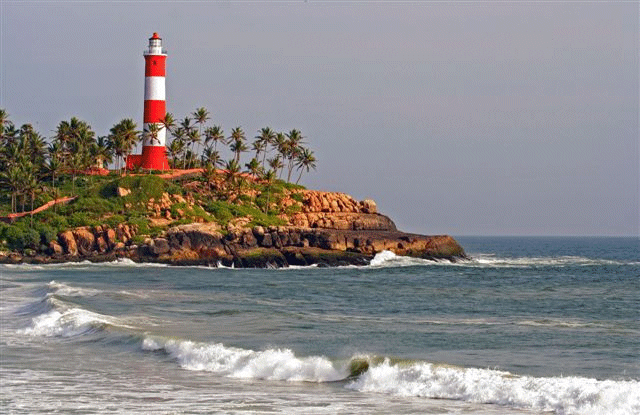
95, 236, 108, 253
360, 199, 377, 214
48, 241, 64, 256
58, 231, 78, 256
152, 238, 170, 255
117, 187, 131, 197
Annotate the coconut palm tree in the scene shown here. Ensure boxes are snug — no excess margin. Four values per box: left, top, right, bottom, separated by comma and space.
223, 159, 241, 199
145, 123, 161, 146
160, 112, 175, 135
254, 127, 275, 169
0, 108, 8, 140
167, 138, 185, 169
284, 129, 304, 182
193, 107, 209, 153
245, 157, 262, 178
108, 119, 139, 173
201, 162, 217, 189
202, 147, 221, 168
0, 165, 23, 213
91, 136, 113, 169
262, 169, 276, 213
295, 147, 317, 184
204, 125, 225, 152
267, 156, 284, 179
229, 127, 247, 164
186, 128, 201, 168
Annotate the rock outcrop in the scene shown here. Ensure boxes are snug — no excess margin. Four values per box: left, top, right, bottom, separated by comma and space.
0, 191, 467, 266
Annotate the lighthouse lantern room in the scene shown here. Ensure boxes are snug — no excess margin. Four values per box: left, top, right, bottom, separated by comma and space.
127, 33, 170, 171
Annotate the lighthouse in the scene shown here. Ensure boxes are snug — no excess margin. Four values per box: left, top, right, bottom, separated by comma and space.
127, 33, 170, 170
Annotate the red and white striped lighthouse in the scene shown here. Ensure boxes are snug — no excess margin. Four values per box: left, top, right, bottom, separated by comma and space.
138, 32, 170, 170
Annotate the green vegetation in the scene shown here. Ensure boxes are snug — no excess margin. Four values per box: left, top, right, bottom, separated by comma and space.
0, 108, 316, 255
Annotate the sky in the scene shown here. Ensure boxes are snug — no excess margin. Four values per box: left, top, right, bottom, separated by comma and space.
1, 0, 638, 236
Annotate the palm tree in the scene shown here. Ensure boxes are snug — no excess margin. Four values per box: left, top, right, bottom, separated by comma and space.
262, 169, 276, 213
202, 147, 221, 168
245, 157, 262, 178
91, 136, 113, 169
223, 159, 241, 199
186, 128, 201, 168
295, 148, 317, 184
0, 165, 23, 213
160, 112, 175, 135
44, 155, 62, 191
167, 138, 185, 169
285, 129, 304, 182
193, 107, 209, 153
201, 162, 217, 188
267, 156, 284, 179
254, 127, 275, 169
108, 119, 138, 173
145, 123, 161, 146
0, 108, 8, 141
204, 125, 225, 152
20, 124, 46, 166
229, 127, 247, 164
23, 170, 39, 226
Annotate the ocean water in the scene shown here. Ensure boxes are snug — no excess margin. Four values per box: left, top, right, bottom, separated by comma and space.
1, 236, 638, 414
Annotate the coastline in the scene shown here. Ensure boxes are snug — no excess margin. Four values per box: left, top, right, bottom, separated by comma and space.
0, 224, 467, 267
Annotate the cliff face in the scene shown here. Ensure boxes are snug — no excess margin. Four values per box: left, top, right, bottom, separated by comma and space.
1, 190, 467, 267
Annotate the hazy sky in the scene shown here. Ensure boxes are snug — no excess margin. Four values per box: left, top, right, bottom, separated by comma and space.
1, 1, 638, 236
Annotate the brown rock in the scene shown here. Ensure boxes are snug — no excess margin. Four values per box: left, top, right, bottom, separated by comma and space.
95, 236, 108, 253
58, 231, 78, 256
73, 228, 96, 256
49, 241, 64, 255
360, 199, 377, 214
117, 187, 131, 197
152, 238, 170, 255
106, 228, 117, 246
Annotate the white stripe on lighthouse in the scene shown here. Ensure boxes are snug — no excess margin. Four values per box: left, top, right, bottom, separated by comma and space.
144, 77, 166, 101
143, 123, 166, 147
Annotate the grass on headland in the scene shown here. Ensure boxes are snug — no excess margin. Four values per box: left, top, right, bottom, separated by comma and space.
0, 172, 302, 253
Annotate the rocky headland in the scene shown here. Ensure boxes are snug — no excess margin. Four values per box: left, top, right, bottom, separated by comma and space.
1, 189, 467, 267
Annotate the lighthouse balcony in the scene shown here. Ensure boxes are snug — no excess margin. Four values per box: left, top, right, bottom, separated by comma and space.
144, 48, 167, 56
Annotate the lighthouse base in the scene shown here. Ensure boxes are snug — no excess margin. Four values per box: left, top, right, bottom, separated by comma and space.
126, 146, 170, 171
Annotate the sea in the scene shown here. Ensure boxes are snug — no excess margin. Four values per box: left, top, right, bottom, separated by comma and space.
1, 236, 638, 414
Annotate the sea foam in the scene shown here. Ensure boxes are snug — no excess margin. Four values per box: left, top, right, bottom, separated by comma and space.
142, 337, 346, 382
346, 359, 640, 415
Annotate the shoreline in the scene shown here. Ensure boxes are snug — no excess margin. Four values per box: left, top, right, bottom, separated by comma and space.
0, 225, 468, 268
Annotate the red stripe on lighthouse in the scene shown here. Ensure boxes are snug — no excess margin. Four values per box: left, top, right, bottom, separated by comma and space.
143, 100, 166, 123
145, 56, 166, 77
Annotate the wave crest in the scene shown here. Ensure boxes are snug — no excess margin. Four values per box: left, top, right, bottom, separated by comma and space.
346, 359, 640, 415
142, 337, 346, 382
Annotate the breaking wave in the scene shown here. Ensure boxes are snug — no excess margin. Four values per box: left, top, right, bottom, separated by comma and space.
346, 359, 640, 415
142, 337, 347, 382
367, 250, 637, 269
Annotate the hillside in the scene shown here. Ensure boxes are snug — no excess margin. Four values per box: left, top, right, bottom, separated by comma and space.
0, 172, 467, 266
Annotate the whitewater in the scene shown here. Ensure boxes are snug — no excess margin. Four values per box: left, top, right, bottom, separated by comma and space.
1, 236, 638, 414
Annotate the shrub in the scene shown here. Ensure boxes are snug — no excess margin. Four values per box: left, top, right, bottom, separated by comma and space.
128, 217, 150, 235
4, 226, 40, 251
105, 215, 126, 228
205, 201, 233, 224
68, 212, 98, 228
35, 224, 57, 244
40, 212, 69, 233
71, 197, 115, 216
